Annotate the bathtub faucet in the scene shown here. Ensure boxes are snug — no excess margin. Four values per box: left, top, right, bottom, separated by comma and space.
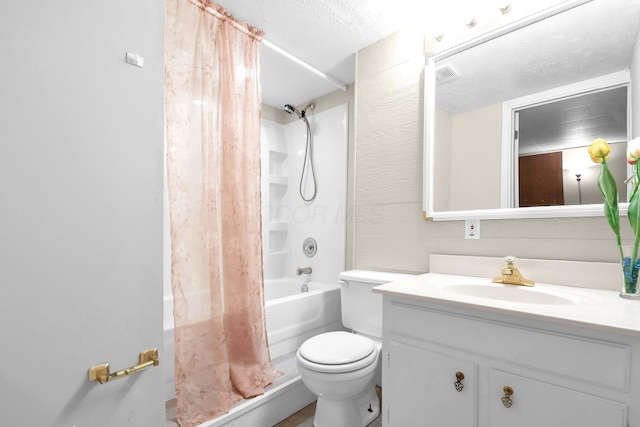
297, 266, 312, 275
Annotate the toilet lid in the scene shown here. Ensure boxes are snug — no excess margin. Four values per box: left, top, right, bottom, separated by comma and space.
299, 331, 375, 365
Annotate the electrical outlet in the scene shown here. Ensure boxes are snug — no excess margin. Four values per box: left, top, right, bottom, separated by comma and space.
465, 220, 480, 239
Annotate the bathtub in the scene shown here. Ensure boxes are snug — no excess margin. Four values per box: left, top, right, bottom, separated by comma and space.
264, 277, 343, 359
163, 277, 343, 401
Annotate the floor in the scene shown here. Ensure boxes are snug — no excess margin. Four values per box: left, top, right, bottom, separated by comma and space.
166, 387, 383, 427
166, 352, 383, 427
273, 387, 383, 427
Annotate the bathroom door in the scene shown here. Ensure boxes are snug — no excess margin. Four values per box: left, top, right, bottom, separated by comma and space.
519, 152, 565, 207
0, 1, 165, 426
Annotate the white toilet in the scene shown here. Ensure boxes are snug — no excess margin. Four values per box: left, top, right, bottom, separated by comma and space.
296, 270, 414, 427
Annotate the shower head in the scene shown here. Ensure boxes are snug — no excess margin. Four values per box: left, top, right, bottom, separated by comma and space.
284, 103, 314, 119
284, 104, 302, 119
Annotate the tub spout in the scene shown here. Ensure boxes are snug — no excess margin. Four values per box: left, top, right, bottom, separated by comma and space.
297, 266, 312, 275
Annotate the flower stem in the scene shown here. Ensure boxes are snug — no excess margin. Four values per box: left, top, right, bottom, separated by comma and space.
619, 242, 625, 262
634, 162, 640, 262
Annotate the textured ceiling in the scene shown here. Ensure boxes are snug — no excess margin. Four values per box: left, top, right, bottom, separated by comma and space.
212, 0, 640, 115
435, 0, 640, 154
518, 86, 628, 155
214, 0, 410, 107
435, 0, 640, 114
213, 0, 520, 108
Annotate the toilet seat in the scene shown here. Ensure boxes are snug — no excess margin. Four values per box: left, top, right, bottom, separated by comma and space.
298, 331, 378, 373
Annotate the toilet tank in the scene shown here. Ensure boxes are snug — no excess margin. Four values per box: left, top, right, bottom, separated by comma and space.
339, 270, 415, 339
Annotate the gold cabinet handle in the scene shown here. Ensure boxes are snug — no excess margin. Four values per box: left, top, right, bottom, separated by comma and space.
454, 371, 465, 392
88, 348, 159, 384
502, 386, 514, 408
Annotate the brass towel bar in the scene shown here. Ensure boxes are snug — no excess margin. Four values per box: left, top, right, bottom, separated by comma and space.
88, 348, 159, 384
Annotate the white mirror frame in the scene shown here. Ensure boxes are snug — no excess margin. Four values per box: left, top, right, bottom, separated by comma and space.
422, 0, 630, 221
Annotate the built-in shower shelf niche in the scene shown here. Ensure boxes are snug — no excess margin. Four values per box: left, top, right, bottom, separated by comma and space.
269, 251, 287, 257
269, 228, 287, 253
269, 147, 288, 157
267, 221, 288, 232
269, 175, 288, 186
269, 149, 288, 177
269, 174, 288, 201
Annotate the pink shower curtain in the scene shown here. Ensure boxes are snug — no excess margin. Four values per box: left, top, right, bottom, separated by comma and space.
165, 1, 279, 425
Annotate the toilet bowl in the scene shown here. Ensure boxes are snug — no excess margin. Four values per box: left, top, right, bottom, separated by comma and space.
296, 331, 380, 427
296, 270, 414, 427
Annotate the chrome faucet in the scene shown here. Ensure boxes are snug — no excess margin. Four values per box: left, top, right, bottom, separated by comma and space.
492, 256, 535, 287
297, 266, 312, 275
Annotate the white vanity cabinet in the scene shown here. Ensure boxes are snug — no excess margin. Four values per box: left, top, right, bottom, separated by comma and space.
380, 297, 637, 427
487, 370, 625, 426
384, 340, 478, 425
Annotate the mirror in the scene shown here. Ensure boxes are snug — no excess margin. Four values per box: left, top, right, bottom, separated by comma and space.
424, 0, 640, 220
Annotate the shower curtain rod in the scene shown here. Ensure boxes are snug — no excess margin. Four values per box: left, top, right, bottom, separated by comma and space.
262, 39, 348, 92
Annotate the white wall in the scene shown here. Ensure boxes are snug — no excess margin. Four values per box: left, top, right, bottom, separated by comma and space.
434, 106, 452, 211
353, 28, 431, 273
449, 103, 502, 211
261, 104, 349, 283
434, 103, 502, 211
284, 104, 348, 283
0, 1, 165, 426
561, 143, 628, 206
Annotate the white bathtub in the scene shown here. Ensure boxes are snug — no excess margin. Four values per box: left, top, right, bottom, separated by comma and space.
264, 277, 342, 359
163, 277, 342, 401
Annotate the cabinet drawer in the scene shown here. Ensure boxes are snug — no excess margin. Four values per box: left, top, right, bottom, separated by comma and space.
488, 369, 627, 426
386, 341, 478, 426
389, 302, 630, 390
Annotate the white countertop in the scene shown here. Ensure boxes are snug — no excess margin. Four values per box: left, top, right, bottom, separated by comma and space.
373, 273, 640, 336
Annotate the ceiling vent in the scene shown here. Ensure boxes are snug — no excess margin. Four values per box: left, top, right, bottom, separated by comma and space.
435, 64, 459, 85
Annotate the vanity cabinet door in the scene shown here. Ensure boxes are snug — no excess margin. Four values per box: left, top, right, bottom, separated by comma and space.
385, 340, 477, 426
488, 370, 627, 427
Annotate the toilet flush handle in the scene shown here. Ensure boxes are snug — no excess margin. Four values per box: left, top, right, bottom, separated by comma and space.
338, 280, 348, 287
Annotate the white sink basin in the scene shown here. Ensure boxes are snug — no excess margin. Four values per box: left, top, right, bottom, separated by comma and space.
443, 283, 576, 305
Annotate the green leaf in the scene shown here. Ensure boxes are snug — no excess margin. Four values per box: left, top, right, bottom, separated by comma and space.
628, 163, 640, 261
630, 163, 640, 235
598, 161, 620, 241
629, 186, 640, 235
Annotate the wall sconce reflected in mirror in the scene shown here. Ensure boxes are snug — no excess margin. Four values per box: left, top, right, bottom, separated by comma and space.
575, 173, 582, 204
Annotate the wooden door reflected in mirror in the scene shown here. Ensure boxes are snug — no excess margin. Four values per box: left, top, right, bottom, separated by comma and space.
519, 152, 564, 207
